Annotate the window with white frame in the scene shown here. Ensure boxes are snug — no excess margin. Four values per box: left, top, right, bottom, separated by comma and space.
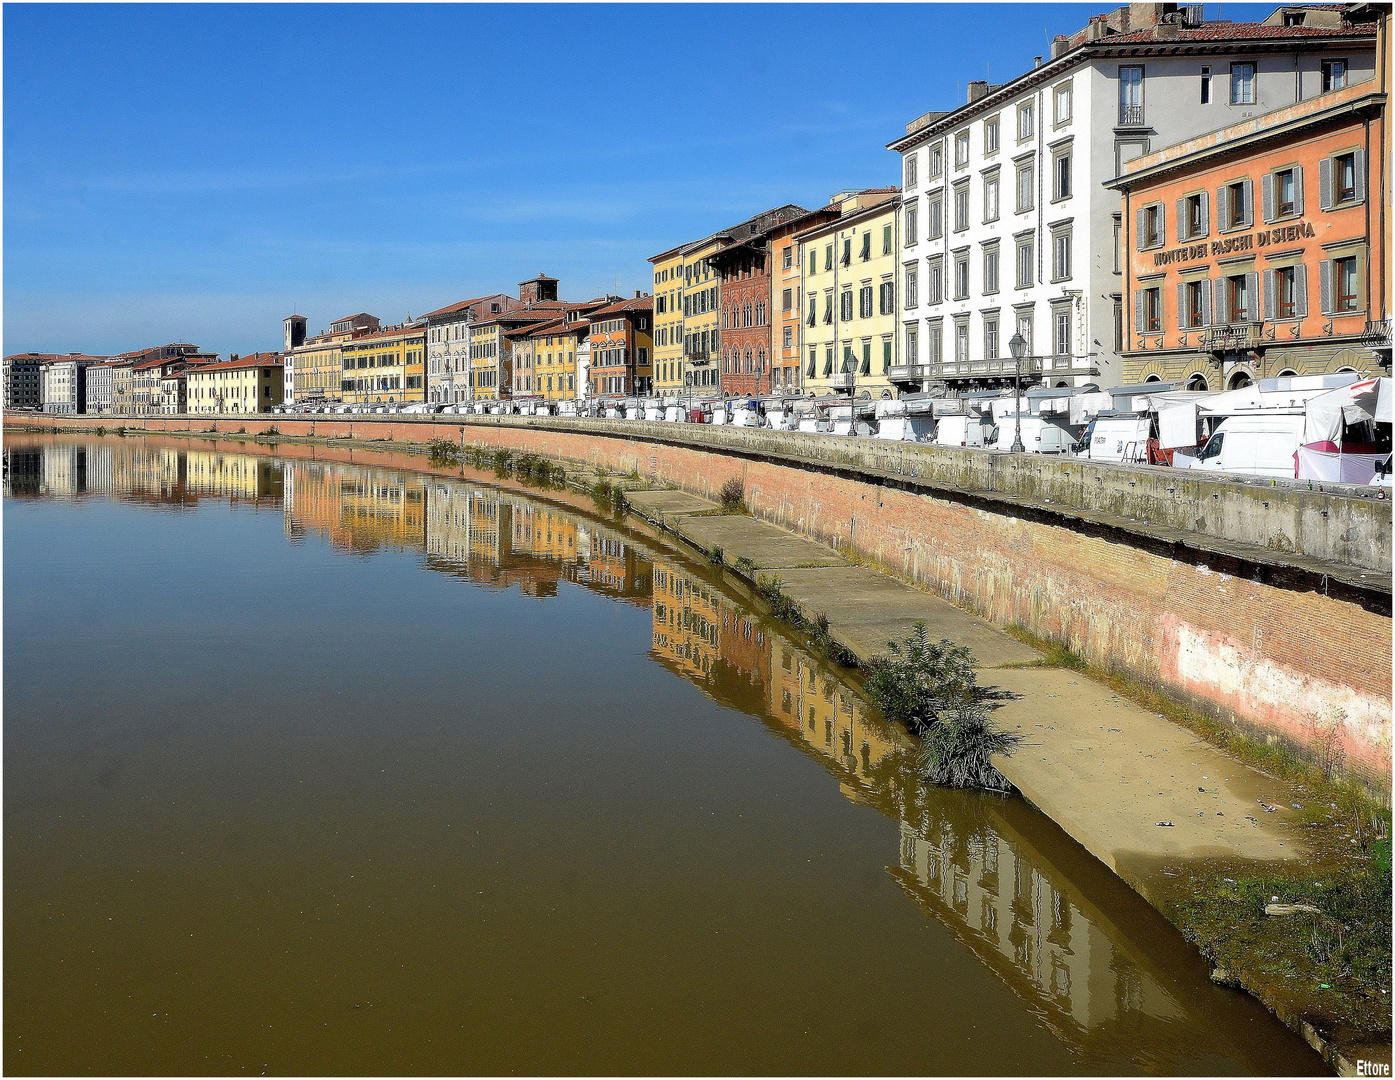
954, 131, 969, 167
983, 242, 1000, 294
954, 316, 969, 362
929, 142, 944, 179
1053, 83, 1072, 125
905, 202, 918, 244
1016, 161, 1034, 211
954, 252, 969, 299
1017, 101, 1034, 140
953, 182, 969, 232
983, 314, 1000, 359
983, 171, 1000, 222
1015, 236, 1033, 287
1052, 146, 1072, 200
1230, 62, 1255, 104
928, 256, 944, 305
1052, 305, 1072, 355
904, 154, 918, 189
905, 265, 919, 308
1052, 228, 1072, 282
985, 116, 999, 154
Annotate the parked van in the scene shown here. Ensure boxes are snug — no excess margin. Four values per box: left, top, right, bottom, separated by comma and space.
934, 414, 988, 448
1172, 414, 1306, 477
1085, 417, 1153, 462
990, 415, 1080, 453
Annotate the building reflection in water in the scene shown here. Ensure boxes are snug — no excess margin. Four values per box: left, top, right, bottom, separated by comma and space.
4, 435, 1264, 1068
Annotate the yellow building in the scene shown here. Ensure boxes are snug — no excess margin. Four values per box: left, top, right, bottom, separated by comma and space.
470, 306, 568, 401
528, 318, 588, 401
651, 561, 723, 681
187, 353, 285, 414
340, 323, 427, 405
796, 189, 902, 400
288, 338, 346, 404
649, 246, 685, 396
184, 450, 283, 502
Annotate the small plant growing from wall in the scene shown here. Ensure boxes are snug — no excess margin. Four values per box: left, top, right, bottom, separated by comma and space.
719, 477, 745, 513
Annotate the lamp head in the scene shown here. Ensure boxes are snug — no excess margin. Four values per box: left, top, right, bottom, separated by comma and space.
1009, 332, 1027, 361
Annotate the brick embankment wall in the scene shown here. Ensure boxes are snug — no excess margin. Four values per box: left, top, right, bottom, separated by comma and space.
9, 411, 1392, 787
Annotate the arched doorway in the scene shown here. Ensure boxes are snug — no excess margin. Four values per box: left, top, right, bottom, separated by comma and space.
1186, 373, 1210, 391
1228, 370, 1253, 390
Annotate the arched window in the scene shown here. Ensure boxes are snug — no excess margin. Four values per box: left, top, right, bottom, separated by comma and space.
1277, 368, 1299, 377
1186, 373, 1210, 391
1228, 370, 1253, 390
1143, 374, 1161, 383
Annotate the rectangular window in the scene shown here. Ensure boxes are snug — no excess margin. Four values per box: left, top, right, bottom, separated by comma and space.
954, 131, 969, 167
1184, 192, 1206, 239
782, 248, 793, 270
1016, 239, 1033, 287
840, 290, 853, 322
1200, 65, 1211, 104
1226, 179, 1249, 228
860, 232, 872, 261
782, 288, 792, 311
1017, 102, 1034, 140
1321, 58, 1347, 91
809, 250, 818, 275
1230, 62, 1255, 105
1053, 83, 1072, 125
1141, 288, 1161, 333
1275, 266, 1297, 319
954, 319, 969, 362
984, 315, 999, 359
1143, 203, 1164, 247
954, 254, 969, 299
825, 244, 833, 271
953, 184, 969, 231
1276, 168, 1296, 216
929, 322, 943, 363
1054, 307, 1072, 354
782, 326, 793, 348
1016, 163, 1033, 211
929, 143, 943, 179
1227, 274, 1252, 321
905, 203, 919, 244
904, 155, 918, 189
985, 117, 999, 153
1335, 152, 1357, 203
859, 285, 873, 318
906, 328, 918, 362
1053, 150, 1071, 200
927, 195, 942, 239
1184, 279, 1208, 327
880, 280, 895, 315
928, 258, 944, 305
984, 174, 999, 221
1052, 231, 1072, 281
1119, 65, 1144, 124
1335, 256, 1358, 310
984, 246, 999, 293
906, 267, 918, 308
882, 223, 893, 255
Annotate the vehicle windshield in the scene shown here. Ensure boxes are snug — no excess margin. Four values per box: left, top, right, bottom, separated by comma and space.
1199, 432, 1224, 460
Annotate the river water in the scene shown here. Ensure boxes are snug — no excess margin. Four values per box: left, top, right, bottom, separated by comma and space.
3, 434, 1323, 1075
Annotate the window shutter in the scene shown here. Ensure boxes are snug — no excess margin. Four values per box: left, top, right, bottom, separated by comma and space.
1240, 180, 1254, 227
1201, 279, 1213, 326
1176, 199, 1188, 241
1261, 173, 1274, 223
1177, 282, 1187, 329
1198, 191, 1210, 238
1135, 207, 1146, 250
1215, 186, 1228, 230
1134, 289, 1145, 333
1319, 259, 1333, 314
1318, 158, 1333, 210
1296, 264, 1308, 317
1353, 149, 1367, 203
1158, 205, 1166, 247
1262, 269, 1275, 320
1293, 166, 1304, 216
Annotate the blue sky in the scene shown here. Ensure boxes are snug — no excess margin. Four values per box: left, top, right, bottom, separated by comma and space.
5, 3, 1267, 358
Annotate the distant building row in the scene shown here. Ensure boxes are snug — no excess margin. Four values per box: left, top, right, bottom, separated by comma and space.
8, 3, 1389, 412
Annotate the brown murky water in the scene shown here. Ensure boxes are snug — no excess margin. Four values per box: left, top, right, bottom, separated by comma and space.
4, 434, 1326, 1075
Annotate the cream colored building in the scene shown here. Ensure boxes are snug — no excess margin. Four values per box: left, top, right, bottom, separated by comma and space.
796, 189, 902, 399
187, 354, 285, 413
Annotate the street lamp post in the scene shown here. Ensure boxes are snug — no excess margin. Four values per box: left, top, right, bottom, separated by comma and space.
1008, 331, 1027, 454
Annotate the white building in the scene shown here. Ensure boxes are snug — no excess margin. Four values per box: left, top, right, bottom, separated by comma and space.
888, 2, 1379, 393
41, 358, 96, 414
424, 293, 520, 404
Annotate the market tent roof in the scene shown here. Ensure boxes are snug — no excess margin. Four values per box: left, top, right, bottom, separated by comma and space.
1304, 376, 1390, 442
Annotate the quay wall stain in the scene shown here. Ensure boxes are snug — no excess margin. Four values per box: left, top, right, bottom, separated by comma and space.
12, 412, 1391, 786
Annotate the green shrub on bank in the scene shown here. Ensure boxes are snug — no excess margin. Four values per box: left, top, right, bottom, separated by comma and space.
427, 439, 462, 467
865, 621, 1020, 791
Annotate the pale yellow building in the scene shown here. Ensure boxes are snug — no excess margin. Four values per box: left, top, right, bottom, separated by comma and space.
339, 324, 427, 405
796, 189, 902, 400
187, 353, 285, 414
649, 246, 685, 396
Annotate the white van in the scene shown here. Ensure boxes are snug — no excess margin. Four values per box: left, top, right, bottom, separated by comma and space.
991, 415, 1080, 454
1086, 417, 1152, 462
1173, 414, 1305, 477
934, 414, 988, 448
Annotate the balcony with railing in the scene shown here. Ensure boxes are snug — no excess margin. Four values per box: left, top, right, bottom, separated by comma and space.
1362, 318, 1392, 348
1118, 103, 1145, 127
888, 363, 934, 383
1201, 322, 1262, 352
829, 372, 855, 390
930, 355, 1047, 381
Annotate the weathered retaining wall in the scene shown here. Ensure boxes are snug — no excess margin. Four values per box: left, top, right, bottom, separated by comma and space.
10, 411, 1392, 786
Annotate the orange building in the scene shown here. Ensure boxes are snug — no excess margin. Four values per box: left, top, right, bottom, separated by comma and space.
1110, 78, 1389, 390
587, 295, 654, 398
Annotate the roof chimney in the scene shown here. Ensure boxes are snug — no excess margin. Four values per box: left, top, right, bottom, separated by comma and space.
967, 80, 989, 103
635, 290, 642, 299
1034, 55, 1043, 68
